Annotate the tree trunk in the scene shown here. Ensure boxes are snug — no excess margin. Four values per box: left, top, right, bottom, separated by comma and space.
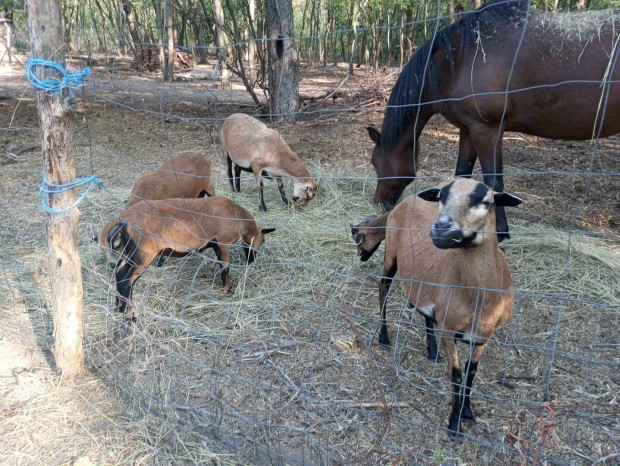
248, 0, 257, 83
123, 0, 141, 51
164, 0, 175, 81
266, 0, 298, 123
25, 0, 85, 379
213, 0, 230, 82
153, 0, 165, 73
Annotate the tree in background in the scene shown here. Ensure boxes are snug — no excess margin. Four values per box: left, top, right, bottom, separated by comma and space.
266, 0, 298, 122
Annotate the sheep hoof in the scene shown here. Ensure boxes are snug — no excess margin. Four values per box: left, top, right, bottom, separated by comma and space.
259, 204, 268, 212
461, 405, 475, 421
378, 332, 390, 347
447, 427, 464, 442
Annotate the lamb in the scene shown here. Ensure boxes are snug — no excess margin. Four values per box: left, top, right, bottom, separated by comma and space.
377, 178, 522, 435
220, 113, 318, 211
126, 150, 216, 207
104, 196, 275, 320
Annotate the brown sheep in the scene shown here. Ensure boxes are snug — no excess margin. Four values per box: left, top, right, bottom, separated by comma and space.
378, 178, 522, 436
220, 113, 318, 211
96, 151, 216, 264
127, 150, 216, 207
105, 196, 275, 320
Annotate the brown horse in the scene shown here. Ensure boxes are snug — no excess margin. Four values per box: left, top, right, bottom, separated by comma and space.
368, 0, 620, 239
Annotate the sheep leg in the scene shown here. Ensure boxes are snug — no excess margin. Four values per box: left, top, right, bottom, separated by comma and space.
424, 315, 440, 363
213, 244, 231, 292
226, 154, 235, 192
378, 260, 397, 346
275, 176, 290, 206
234, 165, 242, 192
114, 263, 139, 322
461, 344, 486, 422
443, 337, 465, 437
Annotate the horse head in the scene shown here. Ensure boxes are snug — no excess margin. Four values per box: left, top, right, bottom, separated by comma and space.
367, 126, 416, 211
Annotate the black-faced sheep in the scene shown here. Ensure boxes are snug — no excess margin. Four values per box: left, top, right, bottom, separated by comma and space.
220, 113, 318, 211
377, 178, 522, 435
105, 196, 275, 320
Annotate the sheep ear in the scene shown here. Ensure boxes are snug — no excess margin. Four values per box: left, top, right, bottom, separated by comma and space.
417, 188, 441, 202
107, 221, 128, 251
261, 228, 276, 235
494, 192, 523, 207
355, 233, 365, 246
367, 126, 381, 145
306, 186, 314, 198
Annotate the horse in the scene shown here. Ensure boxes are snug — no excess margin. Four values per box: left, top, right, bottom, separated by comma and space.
368, 0, 620, 240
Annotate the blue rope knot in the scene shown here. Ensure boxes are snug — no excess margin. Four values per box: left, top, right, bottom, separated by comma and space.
39, 175, 103, 214
27, 59, 91, 92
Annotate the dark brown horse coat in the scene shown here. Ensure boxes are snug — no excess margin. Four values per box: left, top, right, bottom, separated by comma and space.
369, 0, 620, 239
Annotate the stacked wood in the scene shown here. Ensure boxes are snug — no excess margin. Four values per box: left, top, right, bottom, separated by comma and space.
131, 46, 161, 71
131, 46, 195, 73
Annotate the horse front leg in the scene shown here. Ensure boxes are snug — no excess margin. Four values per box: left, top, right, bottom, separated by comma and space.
455, 129, 477, 178
469, 124, 509, 241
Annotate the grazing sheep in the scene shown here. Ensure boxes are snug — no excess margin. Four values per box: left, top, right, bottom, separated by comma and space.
350, 212, 390, 262
378, 178, 522, 435
105, 196, 275, 320
127, 150, 216, 207
96, 151, 216, 264
220, 113, 318, 211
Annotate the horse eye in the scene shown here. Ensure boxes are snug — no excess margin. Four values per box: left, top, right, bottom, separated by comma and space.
482, 200, 493, 208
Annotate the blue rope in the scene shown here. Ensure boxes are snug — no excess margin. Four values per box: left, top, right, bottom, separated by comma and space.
26, 59, 90, 92
39, 175, 103, 214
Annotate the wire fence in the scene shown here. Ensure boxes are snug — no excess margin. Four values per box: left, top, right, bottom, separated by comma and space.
1, 1, 619, 464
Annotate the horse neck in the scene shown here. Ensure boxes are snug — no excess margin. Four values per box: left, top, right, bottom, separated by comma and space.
397, 107, 434, 168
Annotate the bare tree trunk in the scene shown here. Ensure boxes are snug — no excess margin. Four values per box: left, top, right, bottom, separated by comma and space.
153, 0, 165, 72
266, 0, 298, 123
213, 0, 230, 83
248, 0, 257, 83
164, 0, 174, 81
25, 0, 85, 379
123, 0, 141, 52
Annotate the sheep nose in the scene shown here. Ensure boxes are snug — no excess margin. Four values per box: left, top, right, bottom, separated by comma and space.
434, 214, 452, 230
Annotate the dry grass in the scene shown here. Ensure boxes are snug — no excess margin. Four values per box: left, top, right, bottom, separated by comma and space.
1, 59, 619, 464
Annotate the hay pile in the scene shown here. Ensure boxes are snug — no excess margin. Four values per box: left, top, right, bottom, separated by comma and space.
74, 167, 619, 464
1, 158, 617, 464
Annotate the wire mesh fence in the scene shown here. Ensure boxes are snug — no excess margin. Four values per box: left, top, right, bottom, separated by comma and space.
1, 0, 619, 464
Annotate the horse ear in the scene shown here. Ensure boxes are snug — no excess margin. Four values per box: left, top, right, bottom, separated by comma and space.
417, 188, 441, 202
261, 228, 276, 235
494, 192, 523, 207
366, 126, 381, 145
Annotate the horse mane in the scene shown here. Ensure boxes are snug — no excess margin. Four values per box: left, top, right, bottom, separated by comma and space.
380, 0, 528, 149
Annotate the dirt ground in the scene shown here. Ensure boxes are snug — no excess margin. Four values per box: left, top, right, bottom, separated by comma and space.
1, 54, 619, 465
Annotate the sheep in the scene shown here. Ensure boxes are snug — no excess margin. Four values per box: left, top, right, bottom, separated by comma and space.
377, 178, 522, 436
104, 196, 275, 320
220, 113, 318, 212
95, 151, 216, 264
126, 150, 216, 207
350, 212, 390, 262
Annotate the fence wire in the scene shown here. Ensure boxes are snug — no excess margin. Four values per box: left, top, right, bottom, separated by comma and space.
1, 1, 619, 464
